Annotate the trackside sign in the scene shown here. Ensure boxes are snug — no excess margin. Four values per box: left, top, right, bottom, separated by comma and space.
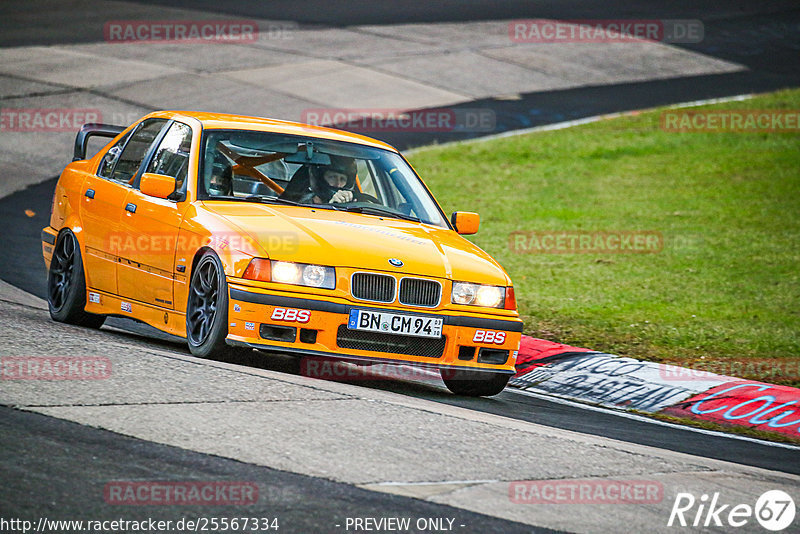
662, 381, 800, 438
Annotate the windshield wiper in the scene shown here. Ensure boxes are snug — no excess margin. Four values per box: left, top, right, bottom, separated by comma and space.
245, 195, 338, 210
342, 205, 420, 222
245, 195, 299, 205
243, 196, 416, 219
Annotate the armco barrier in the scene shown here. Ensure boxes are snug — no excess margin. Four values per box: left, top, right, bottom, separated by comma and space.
512, 336, 800, 438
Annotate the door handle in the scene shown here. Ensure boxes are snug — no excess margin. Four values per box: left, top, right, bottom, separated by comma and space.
125, 203, 137, 213
84, 189, 95, 199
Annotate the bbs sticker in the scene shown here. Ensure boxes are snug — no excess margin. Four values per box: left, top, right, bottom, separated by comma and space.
473, 330, 506, 344
271, 307, 311, 323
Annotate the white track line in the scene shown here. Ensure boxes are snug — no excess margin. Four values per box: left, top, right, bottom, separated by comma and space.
369, 479, 500, 486
507, 387, 800, 451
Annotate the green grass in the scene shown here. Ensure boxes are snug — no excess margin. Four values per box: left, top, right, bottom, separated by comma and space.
410, 89, 800, 382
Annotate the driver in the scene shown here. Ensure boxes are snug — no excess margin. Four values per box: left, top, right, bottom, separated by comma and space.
282, 155, 375, 204
314, 155, 358, 204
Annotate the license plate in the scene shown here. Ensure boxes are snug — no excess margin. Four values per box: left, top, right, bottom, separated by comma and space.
348, 309, 443, 339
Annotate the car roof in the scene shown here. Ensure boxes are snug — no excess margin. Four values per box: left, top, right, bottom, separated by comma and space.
143, 110, 399, 152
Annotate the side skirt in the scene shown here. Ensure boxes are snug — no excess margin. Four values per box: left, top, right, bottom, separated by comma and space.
84, 288, 186, 338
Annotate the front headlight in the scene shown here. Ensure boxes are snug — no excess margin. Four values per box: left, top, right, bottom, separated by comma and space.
451, 282, 505, 308
243, 259, 336, 289
273, 261, 335, 289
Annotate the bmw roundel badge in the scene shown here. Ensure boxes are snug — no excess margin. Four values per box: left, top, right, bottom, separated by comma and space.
388, 258, 404, 267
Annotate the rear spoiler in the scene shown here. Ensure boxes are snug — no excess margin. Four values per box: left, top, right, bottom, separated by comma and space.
73, 123, 126, 161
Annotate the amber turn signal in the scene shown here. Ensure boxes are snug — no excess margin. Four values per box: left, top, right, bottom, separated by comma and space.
504, 287, 517, 310
242, 258, 271, 281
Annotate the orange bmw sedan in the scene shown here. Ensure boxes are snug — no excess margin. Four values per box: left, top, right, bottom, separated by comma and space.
42, 111, 522, 396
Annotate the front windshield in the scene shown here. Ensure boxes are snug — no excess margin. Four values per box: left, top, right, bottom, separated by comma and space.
199, 130, 448, 227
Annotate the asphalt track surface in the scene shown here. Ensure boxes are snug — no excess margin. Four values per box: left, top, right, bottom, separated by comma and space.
0, 407, 547, 534
2, 2, 799, 531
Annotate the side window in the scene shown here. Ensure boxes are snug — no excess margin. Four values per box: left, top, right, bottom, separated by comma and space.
145, 122, 193, 198
110, 119, 167, 184
356, 159, 381, 201
377, 164, 415, 214
97, 131, 131, 179
201, 136, 236, 198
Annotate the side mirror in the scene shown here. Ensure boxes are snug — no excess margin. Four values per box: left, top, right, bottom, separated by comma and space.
451, 211, 480, 235
140, 172, 177, 199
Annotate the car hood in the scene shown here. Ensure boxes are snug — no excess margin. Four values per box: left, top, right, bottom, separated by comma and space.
201, 202, 510, 285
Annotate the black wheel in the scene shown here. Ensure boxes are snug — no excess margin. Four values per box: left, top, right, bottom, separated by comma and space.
441, 369, 510, 397
47, 230, 105, 328
186, 252, 246, 359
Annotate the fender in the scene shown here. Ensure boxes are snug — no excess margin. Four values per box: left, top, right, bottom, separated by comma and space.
60, 214, 87, 252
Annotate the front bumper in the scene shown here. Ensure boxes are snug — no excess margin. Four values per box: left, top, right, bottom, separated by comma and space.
226, 282, 522, 373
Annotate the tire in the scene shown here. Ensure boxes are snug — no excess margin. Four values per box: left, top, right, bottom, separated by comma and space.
186, 251, 246, 359
47, 230, 106, 328
441, 369, 510, 397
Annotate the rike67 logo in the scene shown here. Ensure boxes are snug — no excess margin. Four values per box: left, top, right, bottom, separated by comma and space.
668, 490, 795, 531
